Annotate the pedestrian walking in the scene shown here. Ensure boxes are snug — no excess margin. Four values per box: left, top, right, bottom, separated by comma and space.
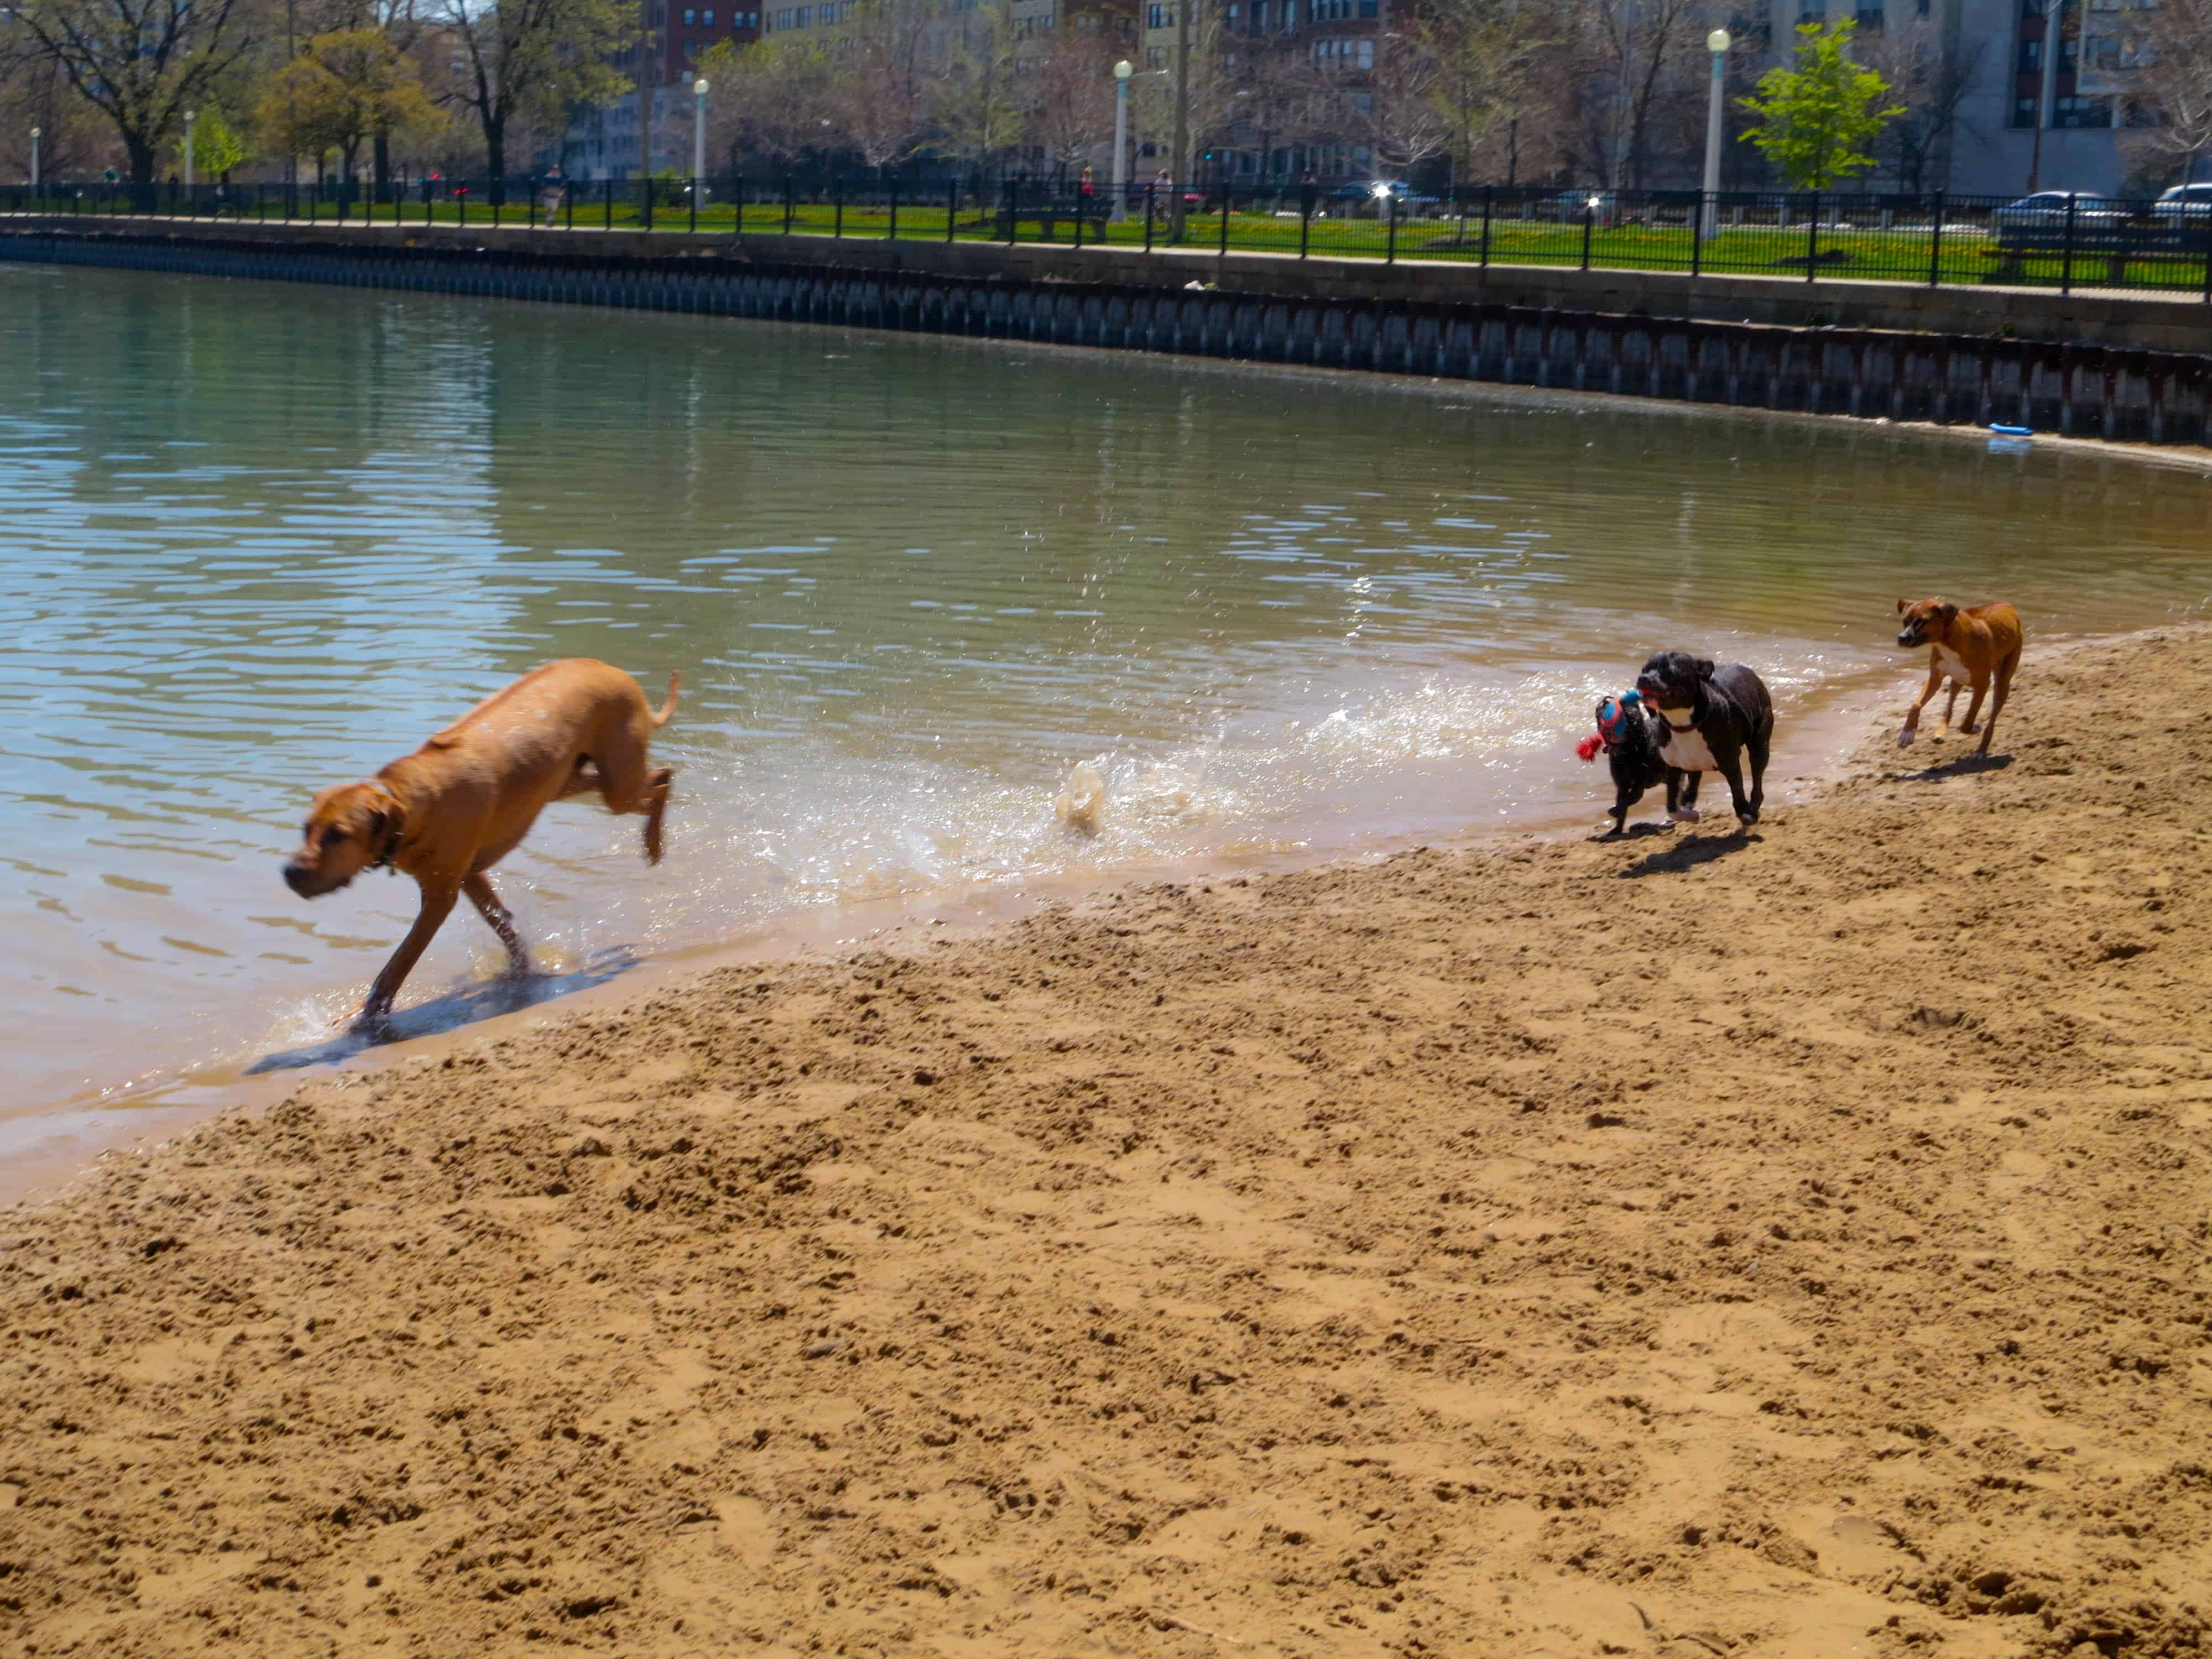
539, 165, 565, 229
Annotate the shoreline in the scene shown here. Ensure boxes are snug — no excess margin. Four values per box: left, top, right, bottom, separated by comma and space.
0, 650, 1912, 1207
3, 624, 2208, 1657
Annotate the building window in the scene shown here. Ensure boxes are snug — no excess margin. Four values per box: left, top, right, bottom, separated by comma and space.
2017, 37, 2039, 70
795, 4, 810, 21
1356, 35, 1372, 65
2011, 95, 2038, 126
1357, 0, 1376, 14
1855, 4, 1881, 28
2054, 93, 2112, 126
1146, 43, 1165, 65
702, 7, 714, 22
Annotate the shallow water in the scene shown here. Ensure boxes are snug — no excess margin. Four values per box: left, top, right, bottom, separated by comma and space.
4, 262, 2210, 1160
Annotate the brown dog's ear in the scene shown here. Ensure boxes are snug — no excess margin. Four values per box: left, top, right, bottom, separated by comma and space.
1896, 598, 1910, 614
1937, 602, 1958, 627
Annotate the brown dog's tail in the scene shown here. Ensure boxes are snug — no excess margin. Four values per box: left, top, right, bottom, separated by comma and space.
652, 670, 680, 728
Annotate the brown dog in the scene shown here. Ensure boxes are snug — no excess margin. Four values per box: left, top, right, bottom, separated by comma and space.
284, 659, 677, 1024
1895, 598, 2023, 757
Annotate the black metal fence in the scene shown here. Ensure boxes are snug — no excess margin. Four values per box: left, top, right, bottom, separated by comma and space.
6, 178, 2209, 300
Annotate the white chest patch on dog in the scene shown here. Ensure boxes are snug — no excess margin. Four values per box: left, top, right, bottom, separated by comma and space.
1935, 645, 1973, 685
1659, 721, 1718, 774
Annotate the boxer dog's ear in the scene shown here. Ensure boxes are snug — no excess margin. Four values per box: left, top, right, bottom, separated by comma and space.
1936, 602, 1958, 628
1694, 658, 1716, 680
1896, 597, 1909, 614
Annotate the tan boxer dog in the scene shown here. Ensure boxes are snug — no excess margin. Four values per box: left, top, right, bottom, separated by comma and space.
1895, 598, 2022, 758
283, 659, 677, 1025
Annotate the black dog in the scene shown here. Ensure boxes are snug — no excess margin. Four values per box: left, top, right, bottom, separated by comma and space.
1632, 652, 1774, 830
1586, 692, 1671, 837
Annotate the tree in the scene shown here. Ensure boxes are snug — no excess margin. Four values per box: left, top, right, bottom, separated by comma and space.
1738, 20, 1902, 190
934, 0, 1024, 173
699, 34, 835, 174
0, 49, 114, 181
1418, 0, 1552, 185
258, 28, 442, 181
182, 106, 249, 181
1358, 22, 1452, 176
828, 0, 935, 173
1860, 20, 1979, 192
1016, 21, 1118, 181
437, 0, 631, 186
2120, 0, 2212, 186
6, 0, 262, 181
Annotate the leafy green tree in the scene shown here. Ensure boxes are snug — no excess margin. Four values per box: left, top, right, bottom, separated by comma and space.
7, 0, 260, 181
258, 29, 442, 182
179, 106, 248, 182
1738, 20, 1903, 190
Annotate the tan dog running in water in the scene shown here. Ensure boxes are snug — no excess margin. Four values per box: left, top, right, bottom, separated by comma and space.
283, 659, 677, 1024
1895, 598, 2022, 758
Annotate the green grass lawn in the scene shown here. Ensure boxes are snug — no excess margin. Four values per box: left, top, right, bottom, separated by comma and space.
31, 189, 2212, 297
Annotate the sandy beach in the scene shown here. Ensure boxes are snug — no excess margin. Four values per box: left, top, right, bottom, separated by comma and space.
3, 625, 2208, 1659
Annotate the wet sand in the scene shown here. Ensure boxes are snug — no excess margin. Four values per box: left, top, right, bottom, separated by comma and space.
3, 627, 2208, 1658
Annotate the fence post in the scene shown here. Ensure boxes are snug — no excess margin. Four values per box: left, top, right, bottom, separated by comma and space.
732, 177, 743, 236
1005, 178, 1018, 246
1691, 189, 1704, 279
784, 178, 795, 235
603, 176, 612, 231
946, 178, 958, 242
1218, 181, 1232, 256
1074, 185, 1084, 249
690, 176, 699, 233
1928, 192, 1944, 288
1300, 186, 1311, 258
2060, 192, 2075, 296
1143, 182, 1155, 253
1580, 198, 1594, 272
1805, 192, 1818, 282
1480, 186, 1493, 268
888, 180, 899, 241
2202, 210, 2211, 304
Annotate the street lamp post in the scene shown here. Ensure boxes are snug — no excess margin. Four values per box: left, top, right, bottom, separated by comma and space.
29, 127, 39, 194
1112, 60, 1133, 220
1701, 28, 1730, 241
2028, 0, 2064, 192
692, 76, 708, 191
183, 109, 197, 198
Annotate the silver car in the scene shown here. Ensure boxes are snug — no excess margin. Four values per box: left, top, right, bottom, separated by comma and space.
2153, 182, 2212, 223
1991, 191, 2122, 229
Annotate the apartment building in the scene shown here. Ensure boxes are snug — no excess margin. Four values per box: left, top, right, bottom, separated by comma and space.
1745, 0, 2151, 195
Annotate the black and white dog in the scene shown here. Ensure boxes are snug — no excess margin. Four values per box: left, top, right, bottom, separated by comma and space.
1583, 691, 1671, 837
1632, 652, 1775, 831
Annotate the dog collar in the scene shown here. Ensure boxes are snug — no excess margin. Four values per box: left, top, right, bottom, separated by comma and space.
365, 779, 404, 870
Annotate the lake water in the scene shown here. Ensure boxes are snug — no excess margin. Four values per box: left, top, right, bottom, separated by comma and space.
5, 261, 2210, 1172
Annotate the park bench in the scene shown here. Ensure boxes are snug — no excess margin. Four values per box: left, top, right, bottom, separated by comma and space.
1989, 220, 2212, 284
993, 197, 1110, 243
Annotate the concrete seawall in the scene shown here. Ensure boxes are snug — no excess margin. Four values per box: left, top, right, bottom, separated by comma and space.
7, 218, 2210, 447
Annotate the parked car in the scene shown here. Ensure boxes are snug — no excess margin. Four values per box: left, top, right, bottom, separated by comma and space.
1327, 180, 1444, 215
1991, 191, 2122, 231
1532, 189, 1620, 226
2152, 181, 2212, 223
